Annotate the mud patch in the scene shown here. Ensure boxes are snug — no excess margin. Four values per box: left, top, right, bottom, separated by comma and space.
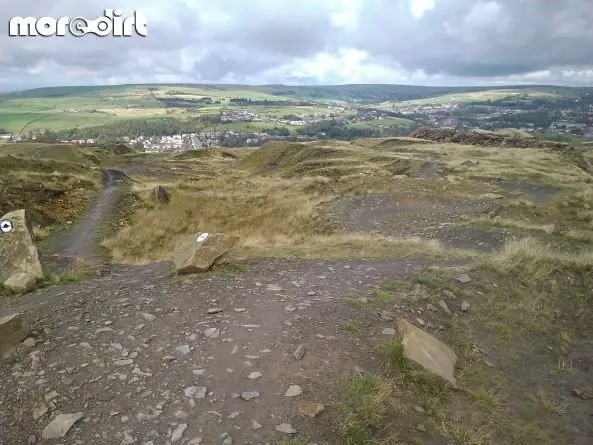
490, 180, 562, 205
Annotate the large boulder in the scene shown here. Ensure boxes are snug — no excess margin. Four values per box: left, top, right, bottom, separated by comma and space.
154, 185, 170, 203
0, 209, 44, 292
397, 319, 457, 383
0, 313, 29, 355
172, 232, 239, 274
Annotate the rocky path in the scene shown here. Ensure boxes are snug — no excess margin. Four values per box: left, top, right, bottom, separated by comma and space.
0, 257, 449, 445
39, 169, 125, 272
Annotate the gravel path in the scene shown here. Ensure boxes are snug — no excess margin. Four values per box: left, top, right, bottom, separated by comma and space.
0, 257, 448, 444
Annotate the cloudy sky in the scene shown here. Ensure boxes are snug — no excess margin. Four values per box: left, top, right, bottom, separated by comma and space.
1, 0, 592, 90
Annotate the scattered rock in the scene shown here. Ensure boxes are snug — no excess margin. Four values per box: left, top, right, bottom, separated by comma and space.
204, 328, 221, 339
22, 336, 35, 347
267, 284, 282, 291
32, 401, 49, 421
455, 274, 472, 284
285, 385, 303, 397
438, 300, 452, 315
397, 319, 457, 383
170, 423, 187, 442
460, 301, 471, 312
414, 406, 426, 414
142, 313, 157, 322
297, 401, 325, 418
172, 232, 239, 274
188, 438, 203, 445
120, 432, 136, 445
293, 344, 305, 360
275, 423, 297, 434
27, 435, 37, 444
416, 318, 426, 327
382, 328, 396, 336
442, 290, 456, 299
41, 412, 85, 439
247, 372, 262, 380
154, 185, 170, 204
0, 313, 29, 354
207, 308, 223, 314
176, 345, 191, 355
240, 391, 261, 401
184, 386, 207, 399
251, 419, 263, 430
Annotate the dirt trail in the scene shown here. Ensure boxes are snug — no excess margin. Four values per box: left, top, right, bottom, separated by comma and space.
39, 169, 126, 272
0, 257, 446, 445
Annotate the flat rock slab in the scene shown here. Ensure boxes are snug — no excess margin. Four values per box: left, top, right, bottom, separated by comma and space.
397, 319, 457, 383
42, 412, 85, 439
172, 232, 239, 274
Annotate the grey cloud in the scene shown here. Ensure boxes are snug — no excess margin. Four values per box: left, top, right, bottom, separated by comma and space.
0, 0, 592, 88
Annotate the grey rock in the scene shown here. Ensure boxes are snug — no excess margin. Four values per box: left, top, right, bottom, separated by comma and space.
293, 344, 305, 360
170, 423, 187, 443
251, 419, 263, 430
247, 371, 262, 380
461, 301, 471, 312
438, 300, 452, 315
442, 290, 456, 299
0, 313, 29, 354
266, 284, 282, 291
240, 391, 261, 401
120, 432, 136, 445
455, 274, 472, 284
382, 328, 396, 336
27, 435, 37, 444
184, 386, 207, 399
204, 328, 221, 339
275, 423, 297, 434
41, 412, 85, 439
154, 185, 170, 204
176, 345, 191, 355
188, 439, 203, 445
381, 310, 395, 322
285, 385, 303, 397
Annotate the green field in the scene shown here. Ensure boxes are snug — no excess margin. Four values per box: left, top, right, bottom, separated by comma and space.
1, 83, 591, 134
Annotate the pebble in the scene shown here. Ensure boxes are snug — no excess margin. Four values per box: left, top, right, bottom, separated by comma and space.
416, 318, 426, 327
275, 423, 297, 434
293, 345, 305, 360
461, 301, 471, 311
188, 439, 203, 445
285, 385, 303, 397
247, 372, 262, 380
438, 300, 452, 315
442, 290, 456, 299
251, 420, 263, 430
207, 308, 223, 314
266, 284, 282, 291
240, 391, 261, 401
382, 328, 396, 336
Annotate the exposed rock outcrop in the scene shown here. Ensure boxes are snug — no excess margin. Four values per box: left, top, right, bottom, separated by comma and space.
0, 209, 44, 293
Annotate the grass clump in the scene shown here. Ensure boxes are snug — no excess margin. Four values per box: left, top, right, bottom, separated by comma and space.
333, 374, 398, 445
